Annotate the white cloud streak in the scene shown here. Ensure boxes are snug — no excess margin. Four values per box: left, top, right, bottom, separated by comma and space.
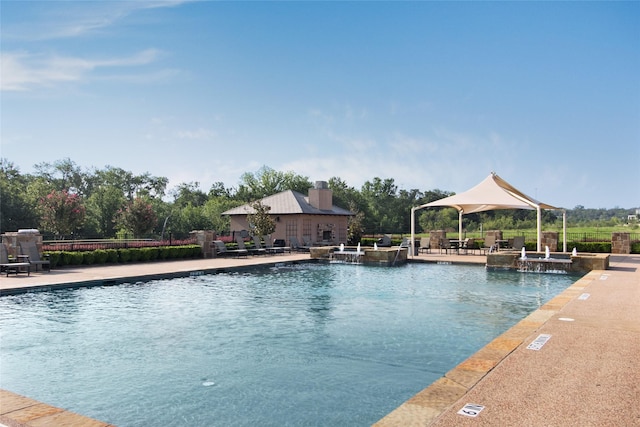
1, 49, 163, 91
5, 1, 197, 41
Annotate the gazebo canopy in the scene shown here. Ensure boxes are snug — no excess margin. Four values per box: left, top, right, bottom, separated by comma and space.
420, 172, 559, 213
410, 172, 566, 253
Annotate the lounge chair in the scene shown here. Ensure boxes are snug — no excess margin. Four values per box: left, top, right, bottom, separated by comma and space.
19, 241, 50, 272
1, 244, 31, 276
261, 236, 286, 254
252, 235, 280, 255
235, 236, 265, 256
419, 237, 431, 254
213, 240, 248, 258
289, 236, 310, 252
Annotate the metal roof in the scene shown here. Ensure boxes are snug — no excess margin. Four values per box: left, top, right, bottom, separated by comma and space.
222, 190, 353, 216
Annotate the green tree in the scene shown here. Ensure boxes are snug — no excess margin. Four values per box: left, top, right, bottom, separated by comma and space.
171, 181, 208, 207
0, 159, 39, 232
85, 186, 126, 237
38, 189, 86, 238
246, 200, 276, 237
114, 197, 158, 238
361, 177, 399, 233
236, 166, 312, 201
346, 201, 365, 245
33, 158, 90, 195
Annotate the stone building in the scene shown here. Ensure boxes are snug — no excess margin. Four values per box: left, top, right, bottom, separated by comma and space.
222, 181, 353, 246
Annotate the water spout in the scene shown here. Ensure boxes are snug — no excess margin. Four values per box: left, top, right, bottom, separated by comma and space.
374, 242, 378, 250
339, 243, 344, 252
572, 247, 577, 256
520, 247, 527, 260
545, 246, 550, 260
357, 242, 361, 253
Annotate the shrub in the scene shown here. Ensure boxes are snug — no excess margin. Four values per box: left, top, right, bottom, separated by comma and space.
140, 247, 159, 261
129, 248, 141, 262
119, 249, 131, 263
82, 251, 95, 265
105, 249, 119, 263
567, 242, 611, 253
61, 251, 84, 265
45, 251, 61, 268
93, 249, 109, 264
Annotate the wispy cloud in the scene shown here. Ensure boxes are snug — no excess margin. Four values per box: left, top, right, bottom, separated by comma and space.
1, 49, 163, 91
4, 1, 197, 41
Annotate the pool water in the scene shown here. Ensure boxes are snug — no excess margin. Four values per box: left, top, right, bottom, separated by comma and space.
0, 263, 581, 426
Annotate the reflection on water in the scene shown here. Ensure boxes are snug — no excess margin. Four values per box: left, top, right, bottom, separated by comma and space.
0, 263, 581, 427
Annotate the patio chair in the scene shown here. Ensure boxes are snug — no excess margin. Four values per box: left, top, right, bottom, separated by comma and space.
512, 236, 525, 251
419, 237, 431, 254
19, 241, 50, 272
461, 238, 477, 255
213, 240, 248, 258
439, 239, 453, 254
1, 244, 31, 276
481, 236, 496, 254
262, 236, 287, 254
252, 235, 279, 255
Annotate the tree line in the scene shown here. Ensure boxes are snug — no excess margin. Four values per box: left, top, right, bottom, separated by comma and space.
1, 158, 637, 240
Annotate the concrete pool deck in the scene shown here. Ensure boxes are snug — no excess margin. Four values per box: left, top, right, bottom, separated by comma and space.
1, 251, 638, 426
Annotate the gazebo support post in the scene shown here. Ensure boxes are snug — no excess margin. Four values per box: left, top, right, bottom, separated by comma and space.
536, 206, 542, 252
563, 209, 567, 253
410, 207, 416, 259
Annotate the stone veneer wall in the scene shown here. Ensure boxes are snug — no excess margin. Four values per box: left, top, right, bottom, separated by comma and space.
429, 230, 447, 251
541, 231, 558, 252
611, 232, 631, 254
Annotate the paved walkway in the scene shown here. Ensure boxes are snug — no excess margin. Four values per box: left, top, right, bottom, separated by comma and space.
376, 253, 640, 426
1, 252, 638, 426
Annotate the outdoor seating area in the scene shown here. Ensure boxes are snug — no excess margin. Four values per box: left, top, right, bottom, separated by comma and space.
19, 241, 50, 272
0, 244, 31, 276
213, 240, 248, 258
289, 236, 311, 252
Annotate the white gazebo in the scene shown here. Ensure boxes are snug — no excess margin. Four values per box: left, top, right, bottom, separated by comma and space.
410, 172, 566, 255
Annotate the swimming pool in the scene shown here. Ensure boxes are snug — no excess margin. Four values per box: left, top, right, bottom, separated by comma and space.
0, 263, 581, 426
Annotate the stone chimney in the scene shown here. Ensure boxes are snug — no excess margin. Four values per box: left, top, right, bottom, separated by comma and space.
308, 181, 332, 210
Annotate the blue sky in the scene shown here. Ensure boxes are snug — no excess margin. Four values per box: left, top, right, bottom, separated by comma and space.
2, 1, 639, 209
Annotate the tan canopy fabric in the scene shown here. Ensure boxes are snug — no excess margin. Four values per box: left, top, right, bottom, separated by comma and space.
410, 172, 566, 254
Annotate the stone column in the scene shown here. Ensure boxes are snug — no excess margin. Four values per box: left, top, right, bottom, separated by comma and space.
429, 230, 447, 250
190, 230, 216, 258
611, 233, 630, 254
541, 231, 558, 252
486, 230, 503, 240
